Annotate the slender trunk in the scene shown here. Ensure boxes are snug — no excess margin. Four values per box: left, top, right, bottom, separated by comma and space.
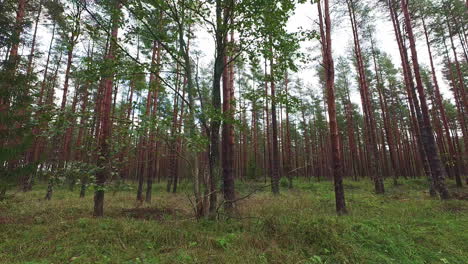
443, 39, 468, 176
0, 0, 26, 151
208, 0, 226, 217
75, 80, 90, 161
94, 2, 120, 216
60, 49, 74, 111
284, 73, 293, 188
422, 17, 462, 186
388, 0, 434, 195
401, 0, 449, 199
173, 75, 186, 194
137, 49, 154, 200
27, 3, 42, 77
62, 86, 79, 163
370, 38, 398, 183
25, 24, 56, 191
167, 63, 181, 193
7, 0, 25, 69
318, 0, 347, 214
446, 17, 468, 112
301, 107, 311, 179
222, 28, 236, 212
146, 40, 162, 203
346, 0, 384, 193
269, 47, 280, 195
264, 59, 272, 184
344, 82, 358, 179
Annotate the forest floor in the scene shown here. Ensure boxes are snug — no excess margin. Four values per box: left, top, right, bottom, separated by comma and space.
0, 178, 467, 264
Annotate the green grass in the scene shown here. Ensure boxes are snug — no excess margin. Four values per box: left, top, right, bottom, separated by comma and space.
0, 178, 467, 264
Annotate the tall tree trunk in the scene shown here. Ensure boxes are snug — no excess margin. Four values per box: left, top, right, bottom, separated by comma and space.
94, 1, 120, 216
370, 38, 398, 184
401, 0, 449, 199
146, 40, 162, 203
75, 82, 89, 161
446, 16, 468, 112
422, 17, 462, 187
173, 75, 186, 194
62, 86, 79, 164
346, 0, 384, 194
318, 0, 347, 214
222, 28, 236, 212
388, 0, 434, 195
0, 0, 26, 152
269, 46, 280, 195
26, 24, 57, 191
344, 81, 358, 180
167, 61, 182, 193
284, 72, 293, 188
60, 49, 75, 111
137, 88, 152, 201
208, 0, 229, 217
264, 59, 272, 184
443, 39, 468, 177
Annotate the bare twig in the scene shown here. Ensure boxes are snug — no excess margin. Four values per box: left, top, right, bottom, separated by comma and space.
215, 184, 271, 219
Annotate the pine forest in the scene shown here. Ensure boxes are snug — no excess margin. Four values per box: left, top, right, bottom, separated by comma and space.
0, 0, 467, 263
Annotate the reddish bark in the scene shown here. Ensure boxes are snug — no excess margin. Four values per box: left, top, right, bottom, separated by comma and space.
146, 40, 162, 203
94, 2, 120, 216
442, 40, 468, 176
422, 18, 462, 186
401, 0, 449, 199
370, 38, 398, 183
346, 0, 384, 193
222, 29, 236, 211
446, 17, 468, 112
388, 0, 433, 192
0, 0, 26, 151
318, 0, 347, 214
7, 0, 26, 68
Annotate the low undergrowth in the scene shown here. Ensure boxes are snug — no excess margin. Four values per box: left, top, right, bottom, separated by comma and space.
0, 178, 467, 264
